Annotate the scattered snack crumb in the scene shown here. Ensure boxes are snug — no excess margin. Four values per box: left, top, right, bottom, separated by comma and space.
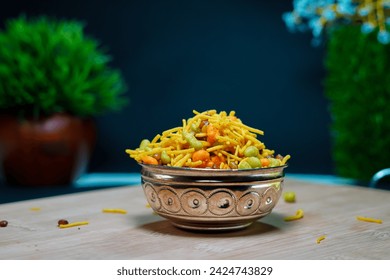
0, 220, 8, 227
284, 209, 304, 221
316, 235, 326, 244
283, 192, 296, 203
30, 207, 41, 211
57, 219, 69, 226
58, 221, 89, 229
102, 208, 127, 214
356, 216, 382, 224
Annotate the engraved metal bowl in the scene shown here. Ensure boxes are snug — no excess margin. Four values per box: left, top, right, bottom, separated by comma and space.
140, 164, 287, 231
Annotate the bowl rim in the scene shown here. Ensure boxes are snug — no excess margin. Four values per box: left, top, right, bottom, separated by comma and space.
138, 163, 288, 174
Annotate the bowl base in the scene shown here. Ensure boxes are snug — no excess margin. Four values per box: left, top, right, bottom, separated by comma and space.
158, 212, 268, 232
170, 221, 253, 232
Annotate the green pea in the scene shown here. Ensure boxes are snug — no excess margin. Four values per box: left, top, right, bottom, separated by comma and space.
238, 160, 252, 169
161, 150, 171, 164
244, 146, 259, 157
283, 192, 296, 203
268, 158, 281, 167
139, 139, 150, 150
246, 157, 261, 168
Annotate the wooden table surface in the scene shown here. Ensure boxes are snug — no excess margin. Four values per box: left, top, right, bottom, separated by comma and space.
1, 178, 389, 260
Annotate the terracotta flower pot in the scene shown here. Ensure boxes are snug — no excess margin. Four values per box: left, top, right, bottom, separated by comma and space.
0, 113, 96, 186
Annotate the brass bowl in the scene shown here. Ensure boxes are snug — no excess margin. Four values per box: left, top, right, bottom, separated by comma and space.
140, 163, 287, 231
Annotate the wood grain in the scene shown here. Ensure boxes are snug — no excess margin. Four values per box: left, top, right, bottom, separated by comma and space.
0, 179, 389, 259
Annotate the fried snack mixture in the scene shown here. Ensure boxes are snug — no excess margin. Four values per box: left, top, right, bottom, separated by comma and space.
126, 109, 290, 169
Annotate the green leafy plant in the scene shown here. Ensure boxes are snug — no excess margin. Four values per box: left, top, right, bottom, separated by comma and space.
325, 24, 390, 181
0, 15, 127, 118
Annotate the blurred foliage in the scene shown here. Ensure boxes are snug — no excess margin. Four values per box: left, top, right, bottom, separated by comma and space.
0, 15, 127, 118
283, 0, 390, 46
325, 24, 390, 181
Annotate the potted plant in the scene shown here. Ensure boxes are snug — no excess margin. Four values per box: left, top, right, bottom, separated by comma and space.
0, 15, 127, 186
283, 1, 390, 182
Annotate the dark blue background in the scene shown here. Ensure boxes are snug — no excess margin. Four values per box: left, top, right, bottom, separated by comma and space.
0, 0, 332, 175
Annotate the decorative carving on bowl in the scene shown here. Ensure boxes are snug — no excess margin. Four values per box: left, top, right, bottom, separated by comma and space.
140, 164, 286, 231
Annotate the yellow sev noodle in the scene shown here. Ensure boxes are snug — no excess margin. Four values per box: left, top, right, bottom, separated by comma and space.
126, 109, 291, 169
102, 208, 128, 214
284, 209, 304, 221
356, 216, 383, 224
58, 221, 89, 228
316, 235, 326, 244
